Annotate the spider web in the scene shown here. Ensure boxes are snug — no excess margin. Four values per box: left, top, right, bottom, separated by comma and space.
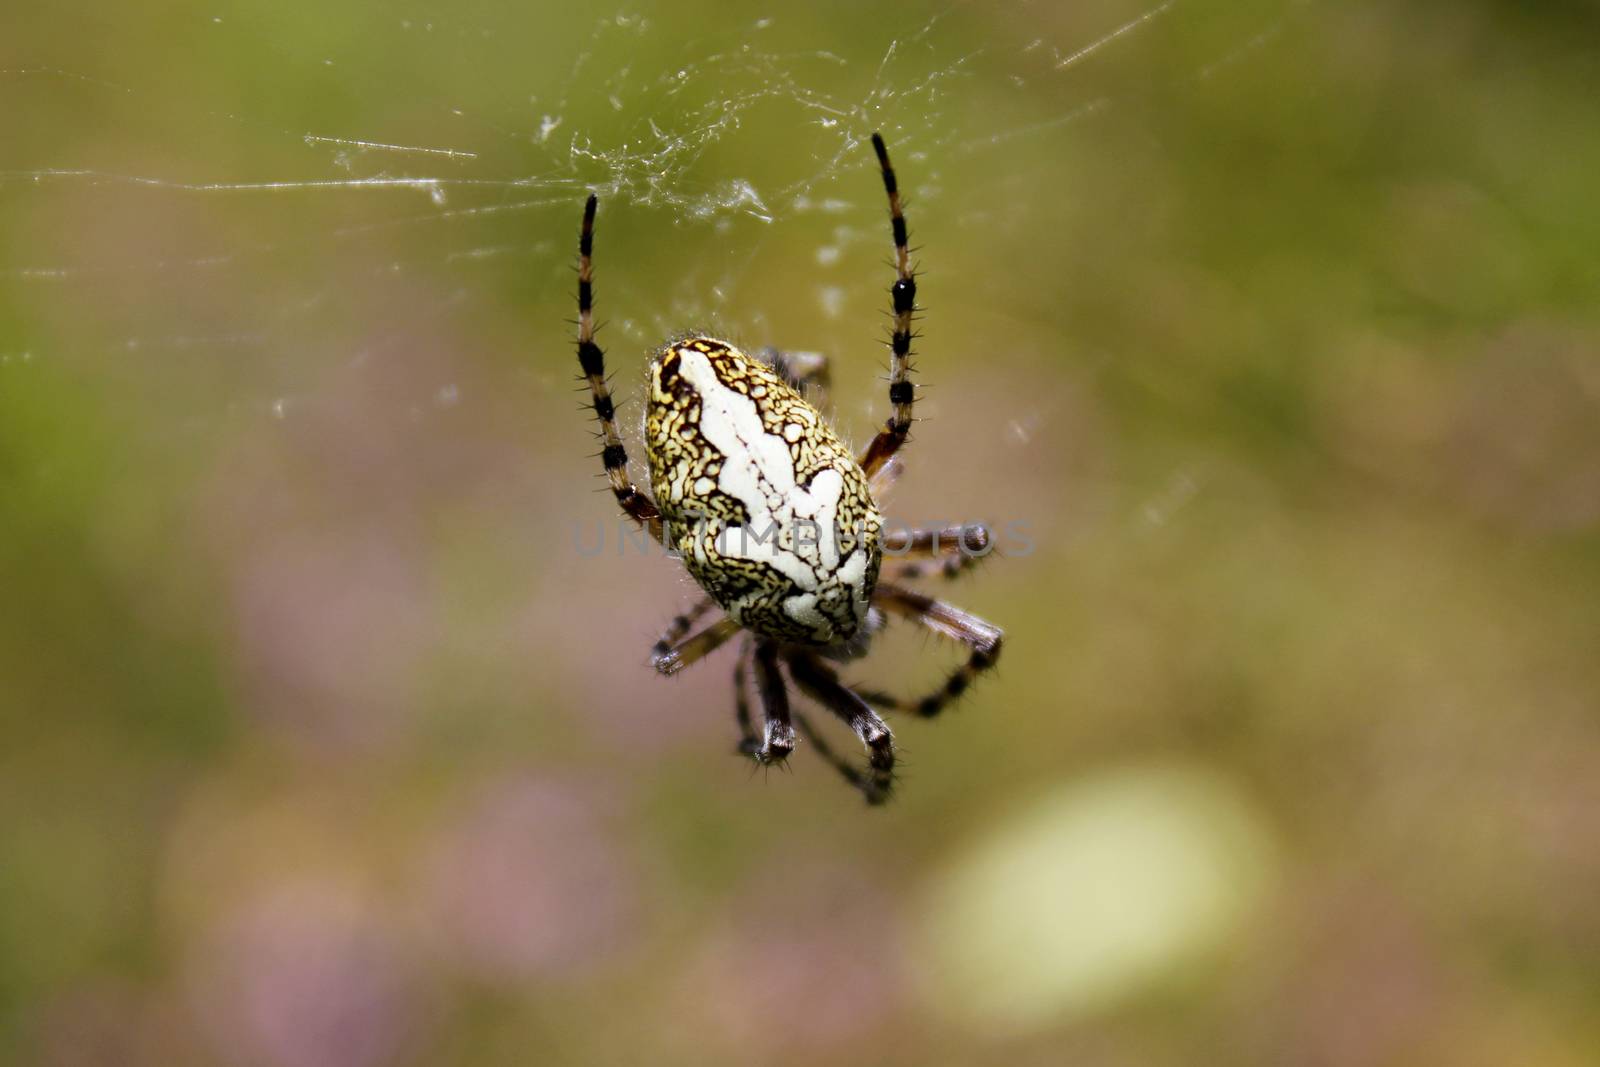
1, 0, 1301, 374
0, 0, 1304, 737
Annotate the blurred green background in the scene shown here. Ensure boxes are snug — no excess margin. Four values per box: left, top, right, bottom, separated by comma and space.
4, 0, 1600, 1064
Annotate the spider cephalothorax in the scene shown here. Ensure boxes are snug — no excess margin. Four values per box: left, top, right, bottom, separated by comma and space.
573, 133, 1002, 804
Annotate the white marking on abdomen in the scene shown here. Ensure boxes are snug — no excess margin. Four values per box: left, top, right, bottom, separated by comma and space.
677, 348, 852, 637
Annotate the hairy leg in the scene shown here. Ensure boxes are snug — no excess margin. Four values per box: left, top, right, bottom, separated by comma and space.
650, 595, 719, 663
860, 582, 1004, 717
758, 347, 831, 400
651, 615, 741, 676
882, 523, 992, 580
750, 640, 795, 764
732, 636, 758, 754
859, 133, 919, 479
786, 650, 896, 804
575, 194, 664, 539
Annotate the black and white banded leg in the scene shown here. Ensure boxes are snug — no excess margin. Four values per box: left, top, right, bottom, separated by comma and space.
576, 194, 664, 540
861, 582, 1004, 718
860, 133, 918, 480
786, 650, 897, 804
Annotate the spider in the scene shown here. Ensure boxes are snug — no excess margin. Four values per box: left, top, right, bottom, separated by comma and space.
572, 133, 1002, 804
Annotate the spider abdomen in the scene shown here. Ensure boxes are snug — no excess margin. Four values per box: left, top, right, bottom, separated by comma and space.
645, 338, 882, 646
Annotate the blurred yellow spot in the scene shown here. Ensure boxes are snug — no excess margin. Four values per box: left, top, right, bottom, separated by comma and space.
916, 763, 1277, 1033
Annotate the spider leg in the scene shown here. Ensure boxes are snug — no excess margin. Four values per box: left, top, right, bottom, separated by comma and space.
882, 523, 992, 581
732, 636, 759, 754
650, 594, 719, 663
858, 581, 1004, 718
785, 649, 896, 805
758, 347, 832, 400
749, 640, 796, 764
791, 710, 881, 799
858, 133, 918, 480
576, 195, 664, 540
868, 455, 905, 500
652, 615, 741, 676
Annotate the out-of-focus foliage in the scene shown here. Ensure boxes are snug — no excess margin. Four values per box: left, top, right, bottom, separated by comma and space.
2, 1, 1599, 1064
917, 764, 1279, 1031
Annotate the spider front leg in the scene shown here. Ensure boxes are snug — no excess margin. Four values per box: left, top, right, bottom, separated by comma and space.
859, 582, 1004, 718
786, 650, 896, 805
575, 194, 664, 540
882, 523, 993, 581
859, 133, 918, 480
